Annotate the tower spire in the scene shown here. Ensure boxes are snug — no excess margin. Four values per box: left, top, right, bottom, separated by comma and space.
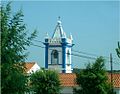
52, 16, 65, 38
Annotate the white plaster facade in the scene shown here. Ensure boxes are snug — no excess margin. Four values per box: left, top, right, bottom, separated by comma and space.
60, 87, 74, 94
114, 88, 120, 94
60, 86, 120, 94
27, 63, 40, 74
48, 47, 62, 65
65, 47, 72, 73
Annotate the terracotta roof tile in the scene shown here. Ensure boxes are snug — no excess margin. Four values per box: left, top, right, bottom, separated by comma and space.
59, 73, 120, 88
59, 73, 77, 87
24, 62, 35, 72
108, 73, 120, 88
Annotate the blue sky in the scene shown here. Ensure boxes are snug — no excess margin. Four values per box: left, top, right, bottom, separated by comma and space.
2, 1, 120, 70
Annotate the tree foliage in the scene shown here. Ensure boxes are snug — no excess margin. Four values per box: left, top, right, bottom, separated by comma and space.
116, 41, 120, 58
73, 57, 115, 94
1, 2, 36, 94
30, 69, 61, 94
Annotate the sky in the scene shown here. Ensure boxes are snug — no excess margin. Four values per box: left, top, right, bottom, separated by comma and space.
2, 1, 120, 70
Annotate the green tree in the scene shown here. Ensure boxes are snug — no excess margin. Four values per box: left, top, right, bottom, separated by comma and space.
73, 57, 115, 94
116, 41, 120, 58
30, 69, 61, 94
1, 2, 36, 94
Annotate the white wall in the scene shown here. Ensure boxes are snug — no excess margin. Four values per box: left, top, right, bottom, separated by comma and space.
27, 63, 40, 74
65, 48, 72, 73
48, 47, 62, 64
60, 87, 74, 94
114, 88, 120, 94
48, 65, 63, 73
60, 87, 120, 94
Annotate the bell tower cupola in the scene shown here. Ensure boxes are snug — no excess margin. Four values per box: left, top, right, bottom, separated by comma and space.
44, 17, 73, 73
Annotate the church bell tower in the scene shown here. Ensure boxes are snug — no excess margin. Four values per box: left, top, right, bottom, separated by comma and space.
44, 17, 73, 73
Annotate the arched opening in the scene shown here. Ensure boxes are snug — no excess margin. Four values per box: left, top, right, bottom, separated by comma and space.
51, 50, 59, 64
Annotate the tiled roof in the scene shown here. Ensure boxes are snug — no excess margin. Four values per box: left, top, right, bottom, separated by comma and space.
59, 73, 120, 88
59, 73, 77, 87
108, 73, 120, 88
24, 62, 35, 72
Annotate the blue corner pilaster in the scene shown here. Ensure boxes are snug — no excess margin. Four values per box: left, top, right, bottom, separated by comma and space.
62, 45, 66, 73
62, 38, 67, 73
44, 39, 48, 69
45, 46, 48, 68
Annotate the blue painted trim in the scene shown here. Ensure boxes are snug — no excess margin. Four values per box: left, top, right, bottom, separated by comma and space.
49, 44, 72, 47
45, 39, 48, 42
45, 43, 48, 68
44, 37, 73, 73
62, 38, 66, 43
62, 44, 66, 73
61, 38, 73, 73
